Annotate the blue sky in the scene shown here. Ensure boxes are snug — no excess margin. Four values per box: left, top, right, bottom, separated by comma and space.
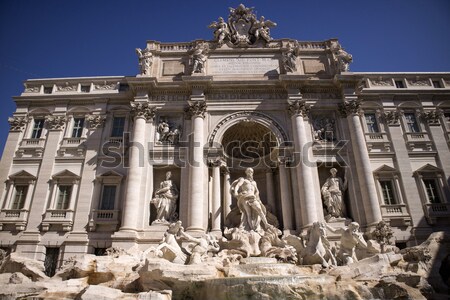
0, 0, 449, 157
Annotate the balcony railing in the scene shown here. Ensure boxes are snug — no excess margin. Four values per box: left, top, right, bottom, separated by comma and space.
404, 132, 430, 142
424, 203, 450, 224
88, 209, 120, 231
41, 209, 74, 231
380, 204, 409, 216
365, 132, 389, 142
61, 137, 86, 147
0, 209, 29, 231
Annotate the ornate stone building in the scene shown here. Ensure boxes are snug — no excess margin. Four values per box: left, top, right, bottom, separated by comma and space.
1, 5, 449, 268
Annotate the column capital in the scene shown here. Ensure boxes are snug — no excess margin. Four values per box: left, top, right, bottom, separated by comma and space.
338, 98, 361, 117
185, 100, 207, 119
287, 100, 309, 117
381, 109, 401, 126
8, 116, 28, 132
419, 109, 443, 126
87, 114, 107, 129
208, 157, 224, 168
130, 102, 157, 122
46, 115, 67, 130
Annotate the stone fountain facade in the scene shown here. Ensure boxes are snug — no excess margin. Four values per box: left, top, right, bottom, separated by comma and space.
0, 4, 450, 299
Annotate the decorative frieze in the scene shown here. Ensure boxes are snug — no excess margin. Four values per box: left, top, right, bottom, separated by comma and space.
8, 116, 28, 132
87, 115, 107, 129
382, 110, 401, 126
370, 79, 394, 87
94, 82, 118, 90
338, 100, 361, 117
46, 115, 67, 130
130, 102, 157, 122
24, 86, 40, 93
408, 79, 431, 87
185, 101, 207, 118
287, 100, 310, 117
56, 83, 77, 92
420, 110, 442, 126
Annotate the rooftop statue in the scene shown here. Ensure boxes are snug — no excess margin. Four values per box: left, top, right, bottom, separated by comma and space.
330, 41, 353, 72
209, 4, 277, 47
135, 48, 153, 76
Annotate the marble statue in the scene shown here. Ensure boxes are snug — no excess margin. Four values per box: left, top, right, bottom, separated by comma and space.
208, 17, 231, 46
230, 168, 269, 233
151, 171, 179, 223
282, 42, 299, 73
301, 222, 337, 268
157, 120, 181, 145
326, 222, 368, 265
179, 231, 220, 265
321, 168, 348, 221
330, 41, 353, 72
251, 16, 277, 44
152, 220, 187, 264
135, 48, 153, 75
312, 117, 336, 142
190, 42, 209, 74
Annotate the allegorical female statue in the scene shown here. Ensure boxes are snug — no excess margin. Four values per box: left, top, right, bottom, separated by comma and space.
321, 168, 348, 221
151, 171, 179, 223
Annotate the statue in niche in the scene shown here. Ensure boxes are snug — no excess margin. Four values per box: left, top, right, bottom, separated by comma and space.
157, 119, 181, 145
330, 41, 353, 72
151, 171, 178, 223
208, 17, 231, 46
326, 222, 368, 265
321, 168, 348, 221
230, 168, 269, 233
312, 117, 336, 142
135, 48, 153, 75
282, 42, 300, 73
190, 42, 209, 74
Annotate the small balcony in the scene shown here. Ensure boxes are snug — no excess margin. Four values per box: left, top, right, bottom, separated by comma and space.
16, 138, 46, 157
0, 209, 29, 231
88, 209, 120, 231
380, 204, 411, 226
364, 132, 391, 152
404, 132, 432, 151
58, 137, 86, 157
424, 203, 450, 224
41, 209, 74, 231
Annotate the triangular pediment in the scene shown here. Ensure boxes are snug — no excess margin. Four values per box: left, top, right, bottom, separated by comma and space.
9, 170, 37, 180
97, 170, 123, 178
415, 164, 442, 173
52, 169, 80, 179
374, 165, 397, 173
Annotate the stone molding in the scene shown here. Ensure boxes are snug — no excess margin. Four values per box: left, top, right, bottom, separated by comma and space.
8, 116, 28, 132
87, 115, 107, 129
46, 115, 67, 130
382, 110, 401, 126
185, 101, 207, 119
130, 102, 157, 122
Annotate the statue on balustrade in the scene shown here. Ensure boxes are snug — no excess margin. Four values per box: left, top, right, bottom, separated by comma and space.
321, 168, 348, 221
136, 48, 153, 75
230, 168, 269, 233
151, 171, 179, 223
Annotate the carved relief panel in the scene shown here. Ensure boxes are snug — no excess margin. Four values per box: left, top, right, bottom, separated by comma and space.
155, 115, 183, 145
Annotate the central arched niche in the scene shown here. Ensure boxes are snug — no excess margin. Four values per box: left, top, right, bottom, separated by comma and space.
221, 120, 277, 163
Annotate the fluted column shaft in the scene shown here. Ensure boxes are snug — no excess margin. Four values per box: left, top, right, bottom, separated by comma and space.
211, 160, 221, 232
279, 160, 294, 231
342, 97, 382, 226
223, 169, 232, 218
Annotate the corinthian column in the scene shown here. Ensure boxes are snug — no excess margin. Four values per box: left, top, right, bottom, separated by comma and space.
288, 94, 320, 228
210, 158, 222, 233
185, 100, 207, 232
340, 97, 382, 226
120, 102, 156, 231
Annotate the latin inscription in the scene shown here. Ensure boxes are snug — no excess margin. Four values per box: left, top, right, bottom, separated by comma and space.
209, 57, 279, 75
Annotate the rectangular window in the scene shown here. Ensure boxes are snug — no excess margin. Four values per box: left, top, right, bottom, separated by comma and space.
56, 185, 72, 209
100, 185, 116, 210
111, 117, 125, 137
404, 113, 420, 133
71, 118, 85, 138
364, 113, 380, 133
380, 180, 396, 205
80, 85, 90, 93
432, 80, 442, 88
395, 80, 405, 88
423, 179, 441, 203
11, 185, 28, 209
43, 87, 53, 94
44, 247, 59, 277
31, 119, 45, 139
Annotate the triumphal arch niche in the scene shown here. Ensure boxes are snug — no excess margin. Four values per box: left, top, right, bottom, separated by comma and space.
129, 3, 381, 245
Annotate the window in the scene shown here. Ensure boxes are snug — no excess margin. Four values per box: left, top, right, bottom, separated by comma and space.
44, 247, 59, 277
364, 113, 380, 133
43, 86, 53, 94
80, 85, 90, 93
56, 185, 72, 210
111, 117, 125, 137
380, 180, 396, 205
423, 179, 442, 204
395, 80, 405, 88
432, 80, 442, 88
404, 112, 420, 133
31, 119, 45, 139
11, 185, 28, 209
99, 185, 116, 210
71, 118, 84, 138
